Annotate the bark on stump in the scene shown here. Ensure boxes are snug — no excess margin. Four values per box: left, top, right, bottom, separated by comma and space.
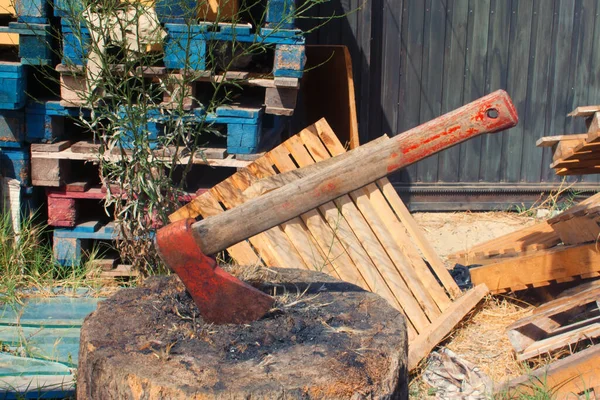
78, 268, 408, 399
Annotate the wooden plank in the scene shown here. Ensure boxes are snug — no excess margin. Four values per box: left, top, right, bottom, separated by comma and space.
416, 0, 446, 183
458, 0, 490, 182
499, 344, 600, 397
448, 221, 559, 263
501, 0, 534, 182
293, 127, 422, 334
359, 183, 450, 313
311, 122, 454, 309
302, 123, 444, 332
30, 147, 251, 168
31, 141, 72, 153
550, 142, 600, 166
276, 137, 372, 290
550, 217, 600, 245
210, 180, 281, 267
470, 243, 600, 294
65, 181, 91, 192
557, 166, 600, 175
407, 284, 489, 371
521, 0, 554, 183
378, 178, 462, 298
99, 264, 140, 278
518, 324, 600, 361
31, 159, 70, 187
568, 105, 600, 118
314, 121, 461, 299
348, 186, 434, 331
438, 0, 469, 183
211, 178, 305, 271
481, 0, 511, 182
0, 32, 18, 46
243, 157, 330, 272
536, 134, 589, 147
400, 0, 425, 182
506, 283, 600, 353
551, 157, 600, 169
302, 45, 360, 149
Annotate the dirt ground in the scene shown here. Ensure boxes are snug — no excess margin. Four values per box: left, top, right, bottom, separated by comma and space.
409, 211, 542, 397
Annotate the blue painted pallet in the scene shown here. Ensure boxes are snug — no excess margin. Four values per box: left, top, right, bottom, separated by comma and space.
154, 0, 296, 27
0, 62, 27, 110
163, 23, 305, 77
53, 0, 82, 17
0, 353, 75, 399
15, 0, 51, 23
265, 0, 296, 29
149, 105, 285, 154
0, 23, 54, 65
0, 145, 30, 185
60, 21, 90, 66
53, 221, 116, 266
0, 110, 25, 144
26, 100, 81, 143
53, 221, 156, 266
154, 0, 196, 24
118, 108, 163, 150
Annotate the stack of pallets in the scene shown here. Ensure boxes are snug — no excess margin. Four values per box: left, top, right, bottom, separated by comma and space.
0, 0, 307, 272
537, 105, 600, 175
0, 0, 59, 222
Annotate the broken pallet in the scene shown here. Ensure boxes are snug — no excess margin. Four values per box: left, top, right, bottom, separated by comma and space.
169, 118, 488, 370
507, 280, 600, 361
499, 344, 600, 398
537, 106, 600, 175
448, 192, 600, 293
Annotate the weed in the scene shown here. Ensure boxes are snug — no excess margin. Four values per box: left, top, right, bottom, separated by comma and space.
513, 178, 585, 219
0, 212, 110, 303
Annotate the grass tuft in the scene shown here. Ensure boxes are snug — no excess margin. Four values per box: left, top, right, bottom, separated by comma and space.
0, 212, 116, 304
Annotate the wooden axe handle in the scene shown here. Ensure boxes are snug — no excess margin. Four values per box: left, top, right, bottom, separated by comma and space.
192, 90, 518, 255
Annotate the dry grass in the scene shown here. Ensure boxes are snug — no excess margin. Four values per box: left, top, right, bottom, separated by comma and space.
444, 295, 534, 383
410, 294, 539, 398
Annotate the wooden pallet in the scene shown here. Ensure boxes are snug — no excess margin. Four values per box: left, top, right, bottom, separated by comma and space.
546, 192, 600, 245
169, 118, 488, 370
449, 193, 600, 265
469, 242, 600, 294
538, 106, 600, 175
499, 344, 600, 398
447, 221, 561, 265
87, 261, 138, 279
507, 280, 600, 361
31, 140, 255, 187
57, 64, 300, 116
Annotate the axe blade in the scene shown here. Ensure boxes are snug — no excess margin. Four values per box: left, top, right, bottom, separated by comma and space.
156, 219, 274, 324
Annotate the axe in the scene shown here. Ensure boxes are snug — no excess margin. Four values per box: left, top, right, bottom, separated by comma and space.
156, 90, 518, 324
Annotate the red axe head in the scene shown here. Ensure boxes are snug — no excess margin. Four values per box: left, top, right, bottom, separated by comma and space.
156, 219, 274, 324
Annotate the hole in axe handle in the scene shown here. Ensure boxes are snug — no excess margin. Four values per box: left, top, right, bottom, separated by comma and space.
486, 108, 499, 119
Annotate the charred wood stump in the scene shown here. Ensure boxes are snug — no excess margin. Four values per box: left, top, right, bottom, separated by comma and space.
78, 268, 408, 399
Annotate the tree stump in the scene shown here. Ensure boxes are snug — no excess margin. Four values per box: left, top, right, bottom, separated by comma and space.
78, 268, 408, 399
